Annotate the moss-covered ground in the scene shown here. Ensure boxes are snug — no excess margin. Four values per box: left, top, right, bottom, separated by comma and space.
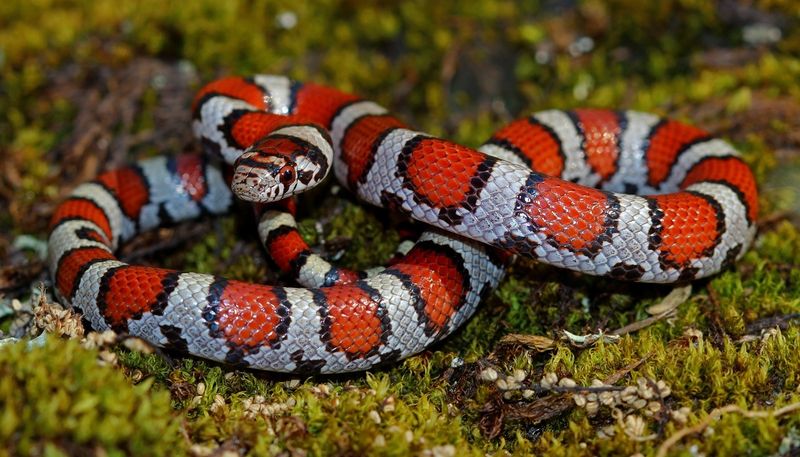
1, 0, 799, 455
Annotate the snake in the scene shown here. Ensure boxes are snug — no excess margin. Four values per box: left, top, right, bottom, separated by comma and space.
47, 75, 758, 373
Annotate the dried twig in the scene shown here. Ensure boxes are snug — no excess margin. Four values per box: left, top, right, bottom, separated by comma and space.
612, 285, 691, 336
656, 402, 800, 457
744, 313, 800, 335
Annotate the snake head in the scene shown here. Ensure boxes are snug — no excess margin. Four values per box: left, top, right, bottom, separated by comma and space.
232, 127, 332, 202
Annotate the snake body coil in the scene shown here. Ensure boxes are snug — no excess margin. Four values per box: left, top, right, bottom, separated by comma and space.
47, 76, 758, 373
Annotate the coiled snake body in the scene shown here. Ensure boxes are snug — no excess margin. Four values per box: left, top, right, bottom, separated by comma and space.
47, 75, 758, 373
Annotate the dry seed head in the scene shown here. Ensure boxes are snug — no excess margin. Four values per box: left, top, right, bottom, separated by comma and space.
83, 330, 117, 349
684, 328, 703, 340
597, 425, 616, 439
522, 389, 535, 399
480, 368, 498, 382
671, 406, 692, 424
585, 401, 599, 416
541, 372, 558, 389
621, 386, 638, 403
98, 350, 118, 366
558, 377, 577, 388
369, 410, 381, 424
429, 444, 456, 457
762, 327, 779, 341
383, 396, 396, 412
130, 369, 144, 382
638, 382, 655, 400
512, 369, 527, 382
122, 337, 154, 354
496, 378, 508, 391
210, 394, 226, 413
190, 444, 215, 456
599, 391, 616, 406
506, 378, 520, 390
656, 380, 671, 398
624, 415, 646, 437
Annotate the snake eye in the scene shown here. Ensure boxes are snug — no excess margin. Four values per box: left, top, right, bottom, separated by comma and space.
278, 165, 296, 186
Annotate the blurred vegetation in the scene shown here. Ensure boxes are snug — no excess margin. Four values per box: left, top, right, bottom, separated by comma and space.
1, 0, 800, 455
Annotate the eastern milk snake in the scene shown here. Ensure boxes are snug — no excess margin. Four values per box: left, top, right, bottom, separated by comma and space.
47, 75, 758, 373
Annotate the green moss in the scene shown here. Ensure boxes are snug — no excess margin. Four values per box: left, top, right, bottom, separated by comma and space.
0, 337, 184, 456
311, 199, 401, 272
756, 221, 800, 268
177, 217, 269, 283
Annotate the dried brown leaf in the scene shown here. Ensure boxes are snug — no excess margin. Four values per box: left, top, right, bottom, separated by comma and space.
497, 333, 556, 351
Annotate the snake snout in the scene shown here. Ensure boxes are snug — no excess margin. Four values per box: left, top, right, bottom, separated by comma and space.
231, 149, 291, 202
231, 168, 278, 202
